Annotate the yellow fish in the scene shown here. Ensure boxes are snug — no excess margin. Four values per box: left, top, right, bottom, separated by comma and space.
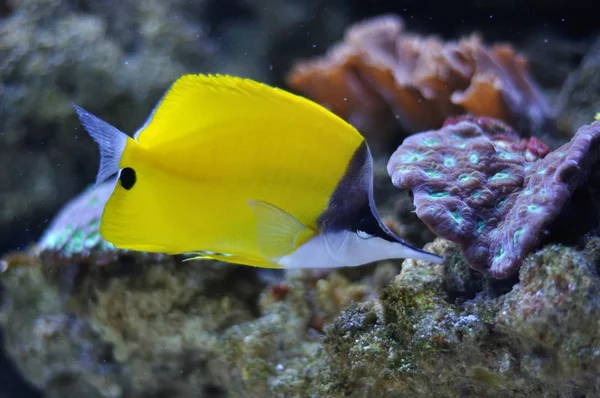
73, 74, 442, 268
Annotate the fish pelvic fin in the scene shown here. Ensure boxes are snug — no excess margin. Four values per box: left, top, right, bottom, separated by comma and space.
183, 251, 283, 269
73, 103, 129, 186
247, 200, 315, 263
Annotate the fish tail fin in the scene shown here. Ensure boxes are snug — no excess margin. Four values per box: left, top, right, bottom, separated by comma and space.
73, 103, 129, 186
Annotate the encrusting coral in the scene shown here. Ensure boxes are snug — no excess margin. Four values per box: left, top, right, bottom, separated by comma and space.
387, 116, 600, 278
287, 14, 554, 152
36, 178, 116, 261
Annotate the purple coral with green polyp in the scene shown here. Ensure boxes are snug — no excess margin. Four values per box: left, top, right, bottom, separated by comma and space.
38, 178, 116, 260
388, 117, 600, 278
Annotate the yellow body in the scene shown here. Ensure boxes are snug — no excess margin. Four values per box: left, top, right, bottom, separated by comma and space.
100, 74, 364, 267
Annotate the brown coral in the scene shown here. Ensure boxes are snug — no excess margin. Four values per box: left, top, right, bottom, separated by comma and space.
287, 15, 554, 152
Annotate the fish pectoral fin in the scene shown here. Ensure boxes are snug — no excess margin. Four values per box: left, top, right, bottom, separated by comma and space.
247, 199, 314, 263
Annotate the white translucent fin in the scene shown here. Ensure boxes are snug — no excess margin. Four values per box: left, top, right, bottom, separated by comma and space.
72, 103, 128, 186
323, 230, 349, 261
247, 200, 309, 263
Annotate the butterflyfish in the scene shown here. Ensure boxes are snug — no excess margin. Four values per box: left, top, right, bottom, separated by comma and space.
73, 74, 443, 268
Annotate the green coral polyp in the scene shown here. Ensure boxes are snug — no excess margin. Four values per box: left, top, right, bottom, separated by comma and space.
513, 227, 525, 245
46, 229, 70, 249
496, 199, 507, 209
469, 153, 479, 164
422, 138, 439, 147
66, 238, 84, 254
429, 191, 450, 198
71, 229, 85, 242
89, 219, 100, 230
424, 170, 443, 178
490, 171, 510, 180
449, 210, 463, 224
494, 247, 505, 259
85, 231, 101, 249
402, 152, 425, 163
443, 157, 456, 167
476, 220, 486, 233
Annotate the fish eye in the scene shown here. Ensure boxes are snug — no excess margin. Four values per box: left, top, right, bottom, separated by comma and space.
119, 167, 137, 190
356, 230, 374, 240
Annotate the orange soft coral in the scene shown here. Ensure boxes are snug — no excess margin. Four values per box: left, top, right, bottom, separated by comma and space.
287, 15, 554, 152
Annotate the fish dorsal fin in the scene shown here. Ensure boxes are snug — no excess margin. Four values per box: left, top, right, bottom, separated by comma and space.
247, 200, 314, 263
133, 74, 363, 149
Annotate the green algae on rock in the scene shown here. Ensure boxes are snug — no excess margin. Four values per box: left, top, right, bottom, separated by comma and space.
497, 242, 600, 382
5, 233, 600, 397
318, 240, 600, 397
0, 242, 385, 397
0, 253, 260, 398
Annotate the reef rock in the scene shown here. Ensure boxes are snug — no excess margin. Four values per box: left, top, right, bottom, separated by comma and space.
4, 237, 600, 397
320, 240, 600, 397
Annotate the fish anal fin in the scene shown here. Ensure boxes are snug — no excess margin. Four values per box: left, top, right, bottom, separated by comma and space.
247, 200, 314, 263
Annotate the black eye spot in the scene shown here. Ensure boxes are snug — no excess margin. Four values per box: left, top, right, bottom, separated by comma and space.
119, 167, 136, 190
